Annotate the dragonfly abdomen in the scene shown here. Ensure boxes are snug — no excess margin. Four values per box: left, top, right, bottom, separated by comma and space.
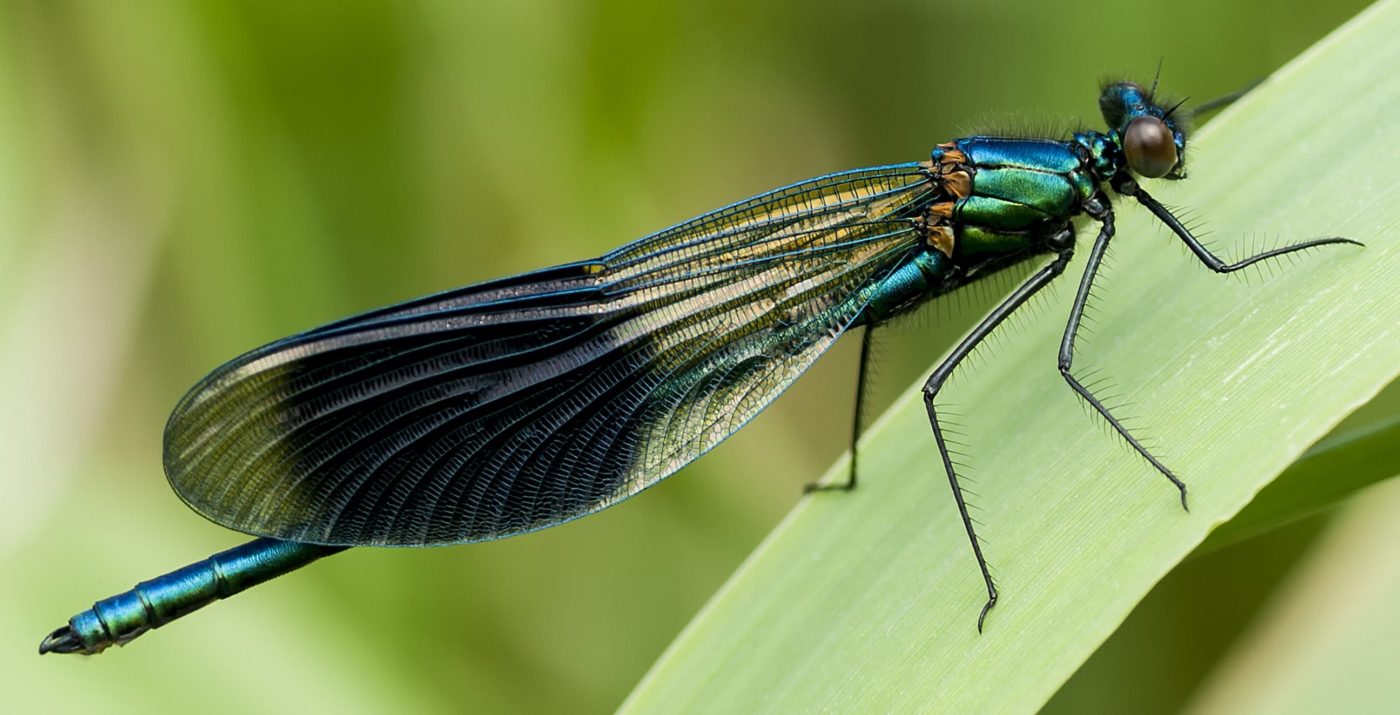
856, 249, 952, 324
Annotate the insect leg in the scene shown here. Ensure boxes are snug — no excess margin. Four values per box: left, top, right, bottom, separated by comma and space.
923, 250, 1073, 632
806, 326, 875, 493
1058, 210, 1189, 507
1127, 183, 1362, 271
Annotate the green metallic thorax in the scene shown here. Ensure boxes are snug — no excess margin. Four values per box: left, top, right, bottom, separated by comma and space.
946, 137, 1096, 260
856, 134, 1114, 326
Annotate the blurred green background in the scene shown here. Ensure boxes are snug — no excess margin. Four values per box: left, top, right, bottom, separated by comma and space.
0, 1, 1380, 713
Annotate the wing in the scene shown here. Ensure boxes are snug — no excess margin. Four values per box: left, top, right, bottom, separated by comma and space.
163, 163, 939, 545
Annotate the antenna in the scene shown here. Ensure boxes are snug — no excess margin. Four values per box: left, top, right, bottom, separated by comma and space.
1188, 77, 1265, 119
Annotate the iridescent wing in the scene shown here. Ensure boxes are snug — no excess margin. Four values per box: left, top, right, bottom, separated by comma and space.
163, 164, 938, 545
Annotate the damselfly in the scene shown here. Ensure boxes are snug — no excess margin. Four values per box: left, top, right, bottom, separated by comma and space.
40, 78, 1357, 655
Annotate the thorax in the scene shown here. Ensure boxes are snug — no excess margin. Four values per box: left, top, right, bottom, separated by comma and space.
925, 137, 1098, 261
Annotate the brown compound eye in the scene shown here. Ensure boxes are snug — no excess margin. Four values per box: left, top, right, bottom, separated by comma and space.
1123, 116, 1178, 178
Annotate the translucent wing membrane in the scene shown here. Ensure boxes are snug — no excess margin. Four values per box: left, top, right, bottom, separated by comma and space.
163, 164, 937, 545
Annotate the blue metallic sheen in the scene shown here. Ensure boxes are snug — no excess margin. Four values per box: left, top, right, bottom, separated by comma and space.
955, 137, 1083, 174
41, 539, 341, 654
858, 249, 950, 323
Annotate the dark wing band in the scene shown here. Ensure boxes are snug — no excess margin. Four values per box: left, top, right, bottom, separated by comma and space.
163, 164, 936, 545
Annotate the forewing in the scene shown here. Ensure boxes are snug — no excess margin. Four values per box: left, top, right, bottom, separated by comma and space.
163, 164, 936, 545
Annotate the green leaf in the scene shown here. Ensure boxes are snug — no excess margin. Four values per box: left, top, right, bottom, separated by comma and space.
1185, 479, 1400, 714
621, 2, 1400, 712
1194, 380, 1400, 556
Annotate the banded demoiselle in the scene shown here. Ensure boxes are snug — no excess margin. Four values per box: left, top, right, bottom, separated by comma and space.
39, 79, 1358, 655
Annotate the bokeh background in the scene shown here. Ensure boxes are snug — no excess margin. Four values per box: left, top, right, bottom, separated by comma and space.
0, 1, 1381, 713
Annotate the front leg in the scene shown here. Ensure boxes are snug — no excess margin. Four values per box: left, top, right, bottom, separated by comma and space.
1123, 180, 1362, 272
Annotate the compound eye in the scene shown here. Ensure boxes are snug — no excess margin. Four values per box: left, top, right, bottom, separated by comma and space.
1123, 116, 1178, 178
